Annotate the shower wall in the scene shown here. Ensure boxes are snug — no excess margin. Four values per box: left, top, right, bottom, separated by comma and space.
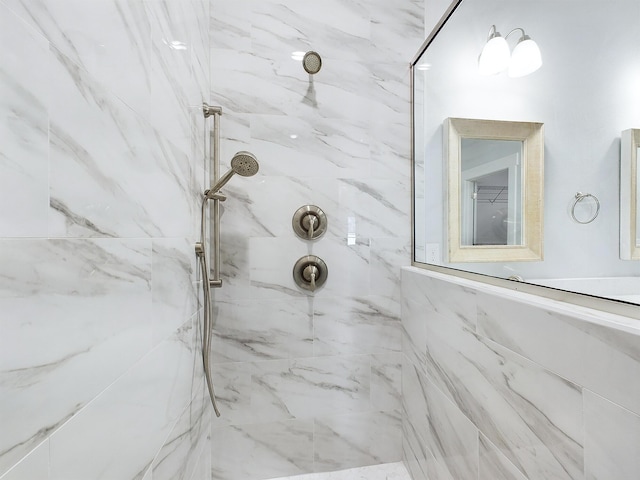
0, 1, 211, 478
401, 267, 640, 480
208, 0, 424, 478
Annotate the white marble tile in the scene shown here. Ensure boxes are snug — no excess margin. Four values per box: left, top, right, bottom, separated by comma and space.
0, 238, 153, 475
0, 440, 49, 480
190, 0, 210, 103
477, 291, 640, 417
424, 311, 584, 480
421, 275, 477, 329
213, 297, 312, 361
189, 441, 211, 480
250, 356, 371, 421
249, 236, 370, 301
584, 389, 640, 480
250, 0, 372, 63
314, 296, 401, 357
403, 412, 457, 480
152, 238, 198, 345
147, 0, 200, 153
314, 410, 402, 473
369, 10, 425, 62
0, 3, 50, 238
152, 378, 212, 480
210, 297, 313, 363
3, 0, 153, 117
209, 0, 252, 52
249, 115, 371, 179
47, 47, 193, 238
48, 317, 197, 480
314, 412, 402, 472
215, 175, 341, 241
369, 239, 411, 301
401, 296, 427, 372
371, 353, 402, 413
208, 361, 252, 427
478, 434, 527, 480
211, 419, 314, 480
402, 418, 428, 480
271, 462, 411, 480
337, 179, 410, 240
402, 361, 478, 480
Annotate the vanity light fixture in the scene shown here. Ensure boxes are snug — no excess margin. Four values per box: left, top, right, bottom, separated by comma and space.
478, 25, 542, 77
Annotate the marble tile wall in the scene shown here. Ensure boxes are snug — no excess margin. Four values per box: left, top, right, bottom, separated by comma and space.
208, 0, 425, 478
0, 0, 212, 478
401, 266, 640, 480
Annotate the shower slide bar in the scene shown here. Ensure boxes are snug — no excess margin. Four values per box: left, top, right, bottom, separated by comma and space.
197, 104, 259, 418
194, 103, 224, 418
204, 103, 223, 288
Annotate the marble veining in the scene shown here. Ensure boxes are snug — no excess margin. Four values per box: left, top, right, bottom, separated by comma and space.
424, 314, 584, 480
0, 2, 49, 238
477, 291, 640, 417
47, 317, 199, 480
271, 461, 411, 480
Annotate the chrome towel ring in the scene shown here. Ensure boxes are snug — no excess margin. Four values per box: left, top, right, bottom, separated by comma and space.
570, 192, 600, 224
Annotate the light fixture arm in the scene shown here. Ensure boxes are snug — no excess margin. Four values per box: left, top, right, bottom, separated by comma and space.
486, 25, 500, 40
505, 27, 528, 42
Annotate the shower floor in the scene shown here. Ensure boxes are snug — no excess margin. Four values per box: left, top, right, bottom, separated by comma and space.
271, 462, 411, 480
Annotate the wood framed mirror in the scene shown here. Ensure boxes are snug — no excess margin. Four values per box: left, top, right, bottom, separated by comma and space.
621, 128, 640, 260
445, 118, 544, 262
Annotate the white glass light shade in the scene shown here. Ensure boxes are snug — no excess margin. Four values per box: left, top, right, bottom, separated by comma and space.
508, 37, 542, 77
478, 35, 510, 75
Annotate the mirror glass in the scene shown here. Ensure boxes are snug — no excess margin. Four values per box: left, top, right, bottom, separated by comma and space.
413, 0, 640, 306
461, 139, 522, 246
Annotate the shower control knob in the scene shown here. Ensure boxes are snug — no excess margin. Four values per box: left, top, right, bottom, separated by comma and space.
292, 205, 327, 240
293, 255, 328, 292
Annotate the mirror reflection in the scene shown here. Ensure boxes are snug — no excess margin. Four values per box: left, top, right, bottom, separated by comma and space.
412, 0, 640, 306
460, 139, 522, 246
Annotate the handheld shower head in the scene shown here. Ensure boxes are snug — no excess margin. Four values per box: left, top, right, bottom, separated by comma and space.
230, 151, 260, 177
209, 151, 259, 195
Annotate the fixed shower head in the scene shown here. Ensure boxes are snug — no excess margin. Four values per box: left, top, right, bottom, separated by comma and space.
303, 51, 322, 74
208, 151, 259, 195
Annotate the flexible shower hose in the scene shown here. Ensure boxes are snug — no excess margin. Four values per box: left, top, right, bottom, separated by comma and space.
198, 195, 221, 417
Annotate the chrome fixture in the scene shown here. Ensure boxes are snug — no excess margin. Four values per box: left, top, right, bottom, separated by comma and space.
293, 255, 328, 292
508, 274, 525, 282
194, 240, 220, 418
196, 104, 260, 417
571, 192, 600, 224
203, 103, 222, 118
196, 103, 223, 417
207, 151, 259, 197
478, 25, 542, 77
302, 51, 322, 74
292, 205, 327, 240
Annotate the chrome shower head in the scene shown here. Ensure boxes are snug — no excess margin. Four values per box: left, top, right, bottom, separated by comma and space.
208, 151, 259, 195
230, 151, 260, 177
303, 51, 322, 74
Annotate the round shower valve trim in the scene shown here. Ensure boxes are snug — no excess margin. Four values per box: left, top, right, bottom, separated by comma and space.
293, 255, 328, 292
292, 205, 327, 240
